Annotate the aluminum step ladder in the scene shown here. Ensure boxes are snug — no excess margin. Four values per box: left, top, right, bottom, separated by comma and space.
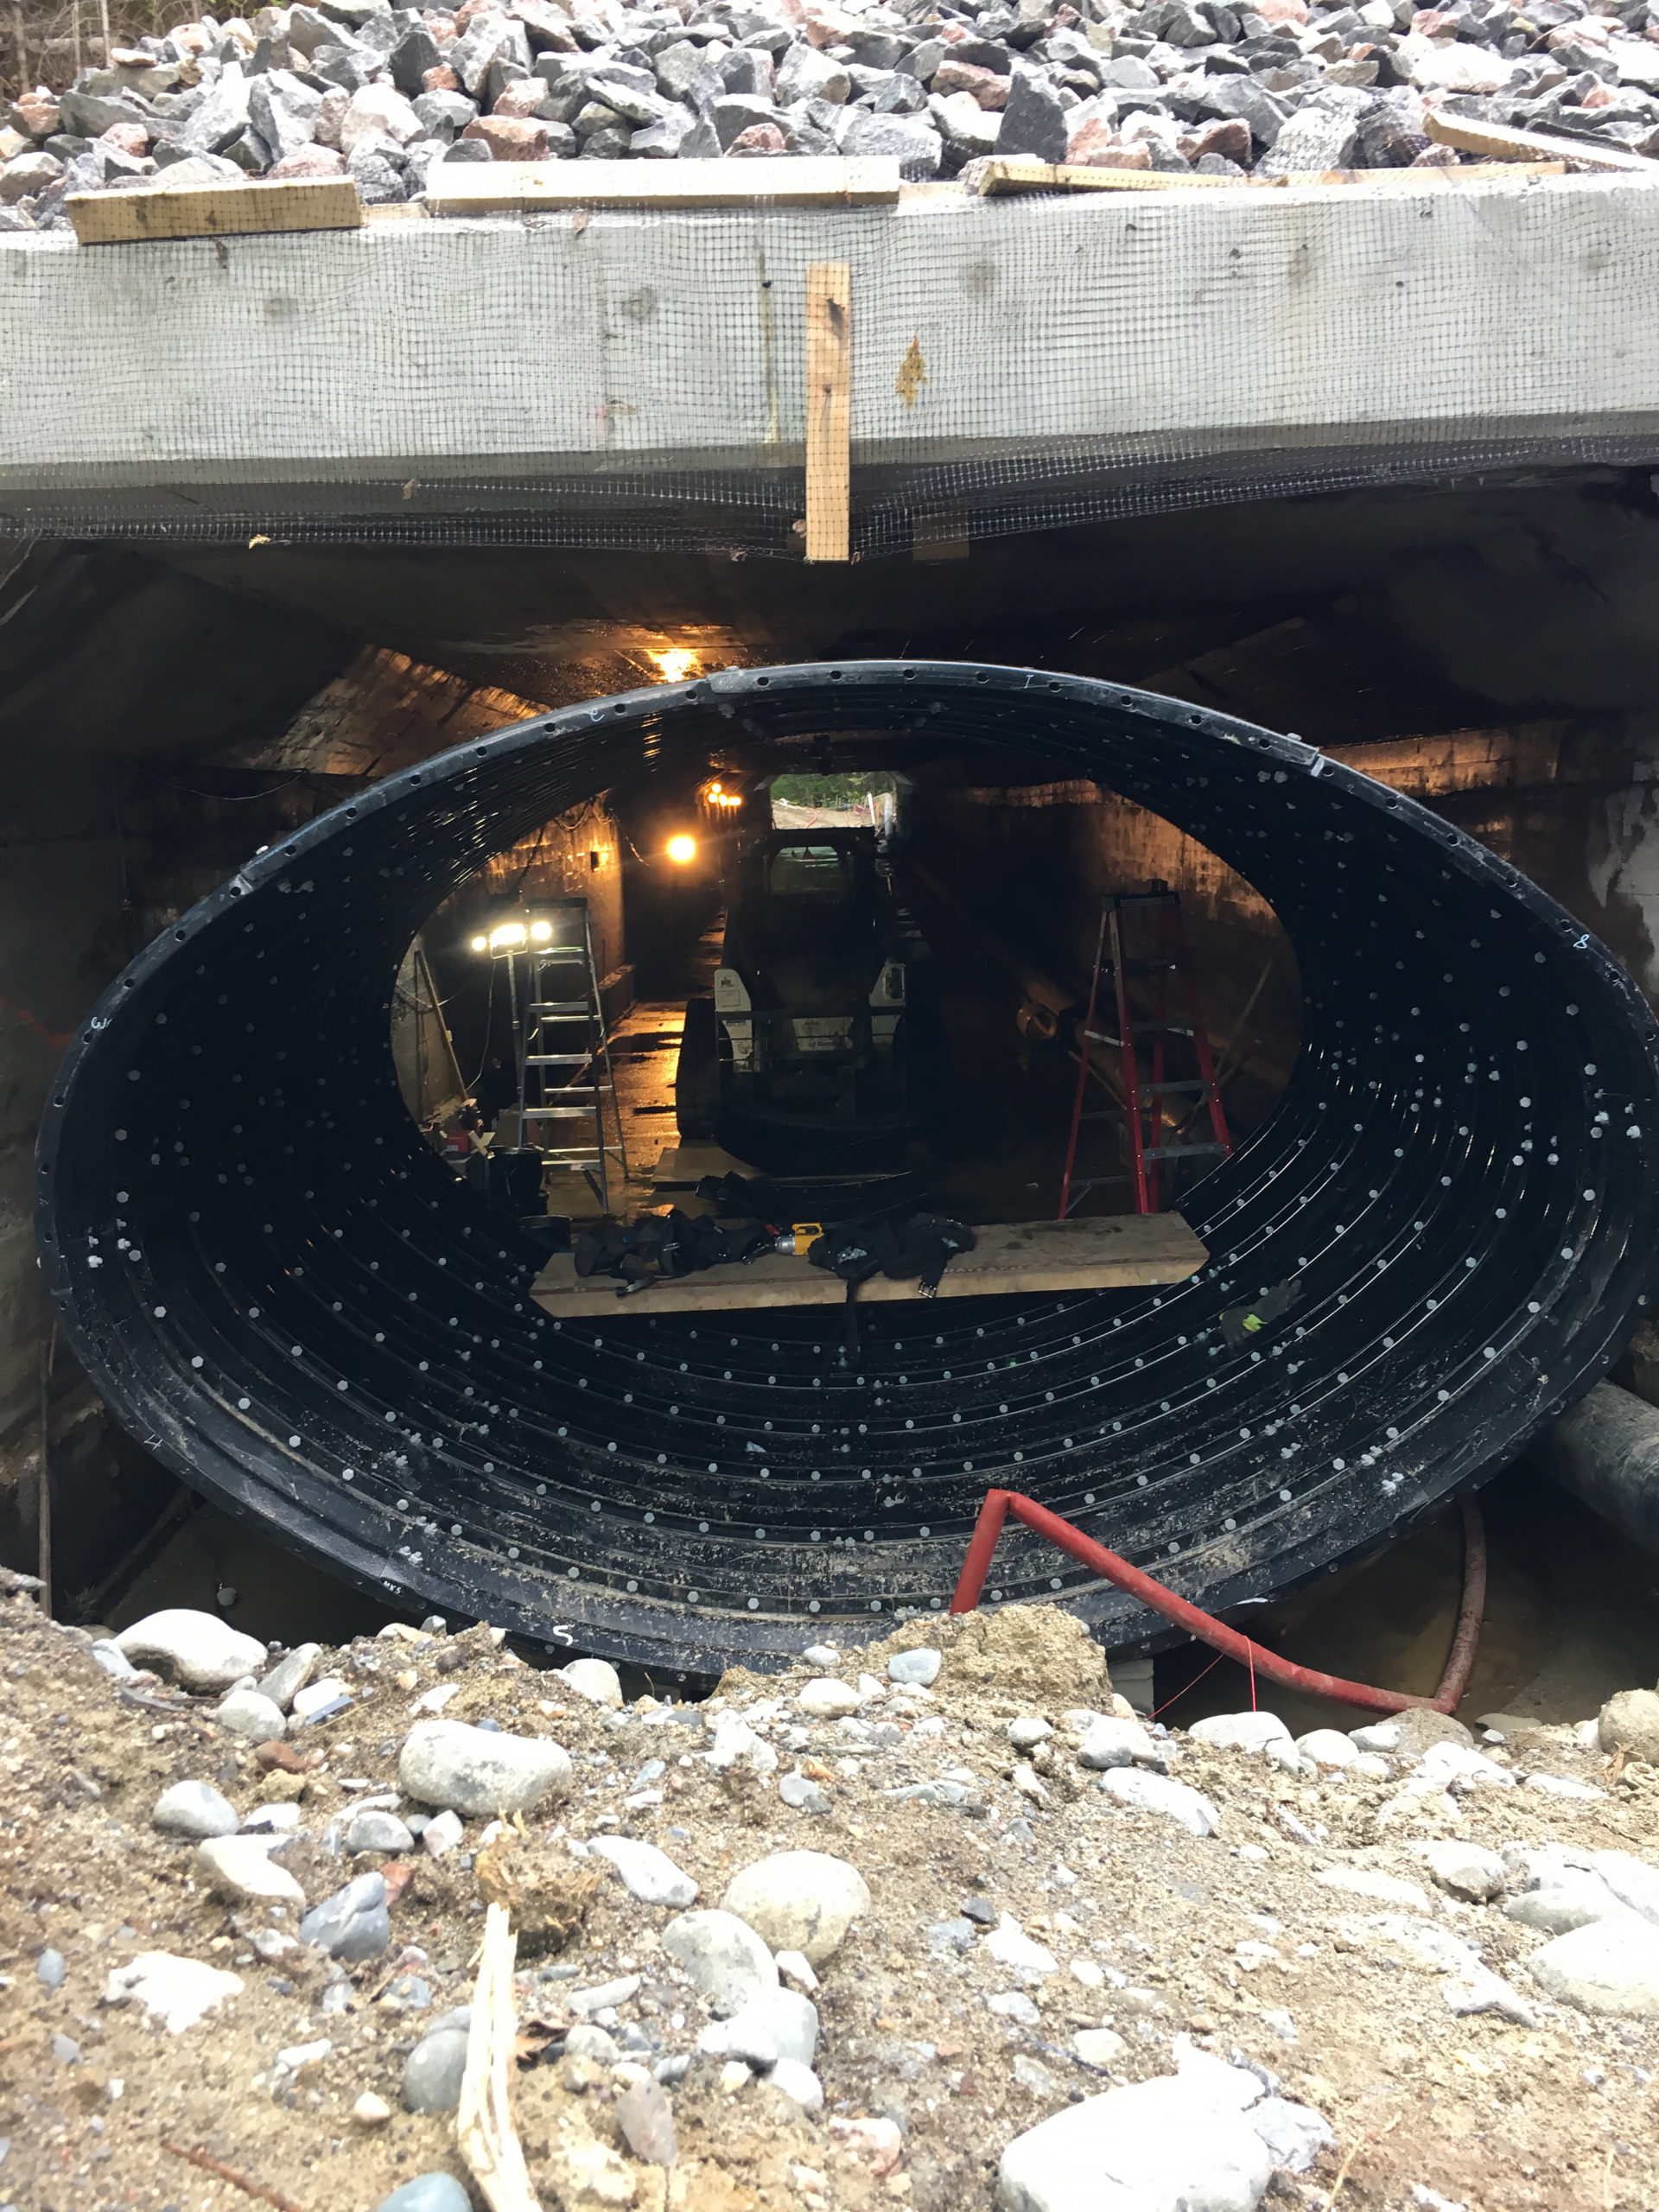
512, 899, 629, 1212
1058, 887, 1231, 1217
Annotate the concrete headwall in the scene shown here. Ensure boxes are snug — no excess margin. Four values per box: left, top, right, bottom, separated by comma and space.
4, 173, 1659, 537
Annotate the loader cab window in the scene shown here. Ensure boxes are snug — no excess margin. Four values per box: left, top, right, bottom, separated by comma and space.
767, 845, 857, 899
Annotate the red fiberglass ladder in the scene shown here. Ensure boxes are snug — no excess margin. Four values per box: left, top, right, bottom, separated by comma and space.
1058, 887, 1232, 1217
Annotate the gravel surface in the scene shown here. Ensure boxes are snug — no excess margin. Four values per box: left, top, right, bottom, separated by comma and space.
4, 0, 1656, 232
3, 1571, 1659, 2209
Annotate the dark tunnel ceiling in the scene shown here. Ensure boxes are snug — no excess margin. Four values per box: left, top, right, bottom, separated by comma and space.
35, 664, 1659, 1673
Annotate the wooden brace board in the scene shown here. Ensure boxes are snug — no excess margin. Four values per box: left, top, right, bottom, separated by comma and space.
968, 154, 1567, 196
1421, 107, 1659, 171
424, 156, 901, 214
804, 260, 851, 564
69, 177, 362, 244
530, 1211, 1207, 1316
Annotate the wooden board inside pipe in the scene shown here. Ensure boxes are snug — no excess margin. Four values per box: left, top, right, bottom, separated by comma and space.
530, 1212, 1207, 1316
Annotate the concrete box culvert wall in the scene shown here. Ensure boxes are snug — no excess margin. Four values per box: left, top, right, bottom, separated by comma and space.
33, 662, 1659, 1672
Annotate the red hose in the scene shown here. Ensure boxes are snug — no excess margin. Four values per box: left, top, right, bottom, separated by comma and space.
950, 1488, 1486, 1718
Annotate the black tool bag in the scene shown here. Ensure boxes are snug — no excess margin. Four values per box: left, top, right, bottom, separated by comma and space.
807, 1213, 976, 1297
574, 1208, 772, 1293
807, 1212, 976, 1350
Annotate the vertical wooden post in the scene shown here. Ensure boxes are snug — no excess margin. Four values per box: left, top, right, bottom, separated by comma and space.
98, 0, 113, 63
11, 3, 26, 97
804, 261, 851, 564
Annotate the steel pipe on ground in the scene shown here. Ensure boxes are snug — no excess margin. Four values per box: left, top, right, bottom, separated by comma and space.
1532, 1381, 1659, 1557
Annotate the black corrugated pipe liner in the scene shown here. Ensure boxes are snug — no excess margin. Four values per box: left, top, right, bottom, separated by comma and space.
35, 664, 1659, 1673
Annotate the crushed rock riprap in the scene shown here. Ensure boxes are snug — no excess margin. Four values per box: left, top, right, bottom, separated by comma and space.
4, 1572, 1659, 2210
3, 0, 1656, 232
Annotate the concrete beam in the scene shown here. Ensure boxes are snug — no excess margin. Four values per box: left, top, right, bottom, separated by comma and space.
4, 173, 1659, 535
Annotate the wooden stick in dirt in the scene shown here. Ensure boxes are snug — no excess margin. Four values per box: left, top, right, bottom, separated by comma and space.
36, 1330, 54, 1620
458, 1902, 542, 2212
161, 2142, 308, 2212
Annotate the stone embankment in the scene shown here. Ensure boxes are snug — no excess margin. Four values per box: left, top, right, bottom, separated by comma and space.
5, 0, 1657, 229
4, 1571, 1659, 2208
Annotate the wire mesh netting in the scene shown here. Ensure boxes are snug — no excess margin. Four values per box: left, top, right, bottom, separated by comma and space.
4, 172, 1659, 557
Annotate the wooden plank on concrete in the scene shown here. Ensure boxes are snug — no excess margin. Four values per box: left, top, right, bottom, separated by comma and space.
423, 156, 902, 214
1265, 162, 1566, 186
967, 154, 1567, 196
969, 157, 1237, 195
804, 259, 851, 565
529, 1212, 1208, 1316
68, 177, 363, 244
1422, 108, 1659, 171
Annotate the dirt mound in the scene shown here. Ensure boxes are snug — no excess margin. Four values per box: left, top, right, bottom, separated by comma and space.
865, 1601, 1114, 1718
475, 1831, 601, 1956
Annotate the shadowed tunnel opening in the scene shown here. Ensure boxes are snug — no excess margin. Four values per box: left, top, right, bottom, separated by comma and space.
34, 663, 1659, 1674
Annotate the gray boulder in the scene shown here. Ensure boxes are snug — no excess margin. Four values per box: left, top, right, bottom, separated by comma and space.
257, 1642, 321, 1715
176, 66, 253, 157
300, 1872, 391, 1961
712, 93, 777, 149
839, 110, 942, 178
721, 1850, 870, 1966
375, 2177, 472, 2212
1, 150, 64, 200
1599, 1687, 1659, 1764
402, 2017, 472, 2113
414, 91, 478, 140
723, 1985, 819, 2066
632, 106, 700, 156
1530, 1916, 1659, 2018
778, 44, 850, 105
390, 26, 443, 95
1198, 73, 1290, 150
997, 2075, 1273, 2212
1256, 103, 1360, 175
215, 1687, 287, 1742
995, 63, 1068, 162
346, 1808, 415, 1855
113, 1609, 266, 1693
287, 5, 346, 60
654, 41, 713, 99
588, 1835, 698, 1907
661, 1909, 779, 2016
348, 144, 410, 202
398, 1719, 571, 1818
152, 1779, 239, 1839
450, 12, 531, 98
58, 88, 149, 137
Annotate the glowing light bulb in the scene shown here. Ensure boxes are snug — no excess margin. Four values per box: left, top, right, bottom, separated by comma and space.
666, 834, 697, 865
489, 922, 528, 950
530, 920, 553, 942
650, 649, 698, 683
470, 934, 487, 952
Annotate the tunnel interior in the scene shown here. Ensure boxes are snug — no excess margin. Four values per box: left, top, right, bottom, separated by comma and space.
10, 469, 1659, 1707
33, 659, 1659, 1678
